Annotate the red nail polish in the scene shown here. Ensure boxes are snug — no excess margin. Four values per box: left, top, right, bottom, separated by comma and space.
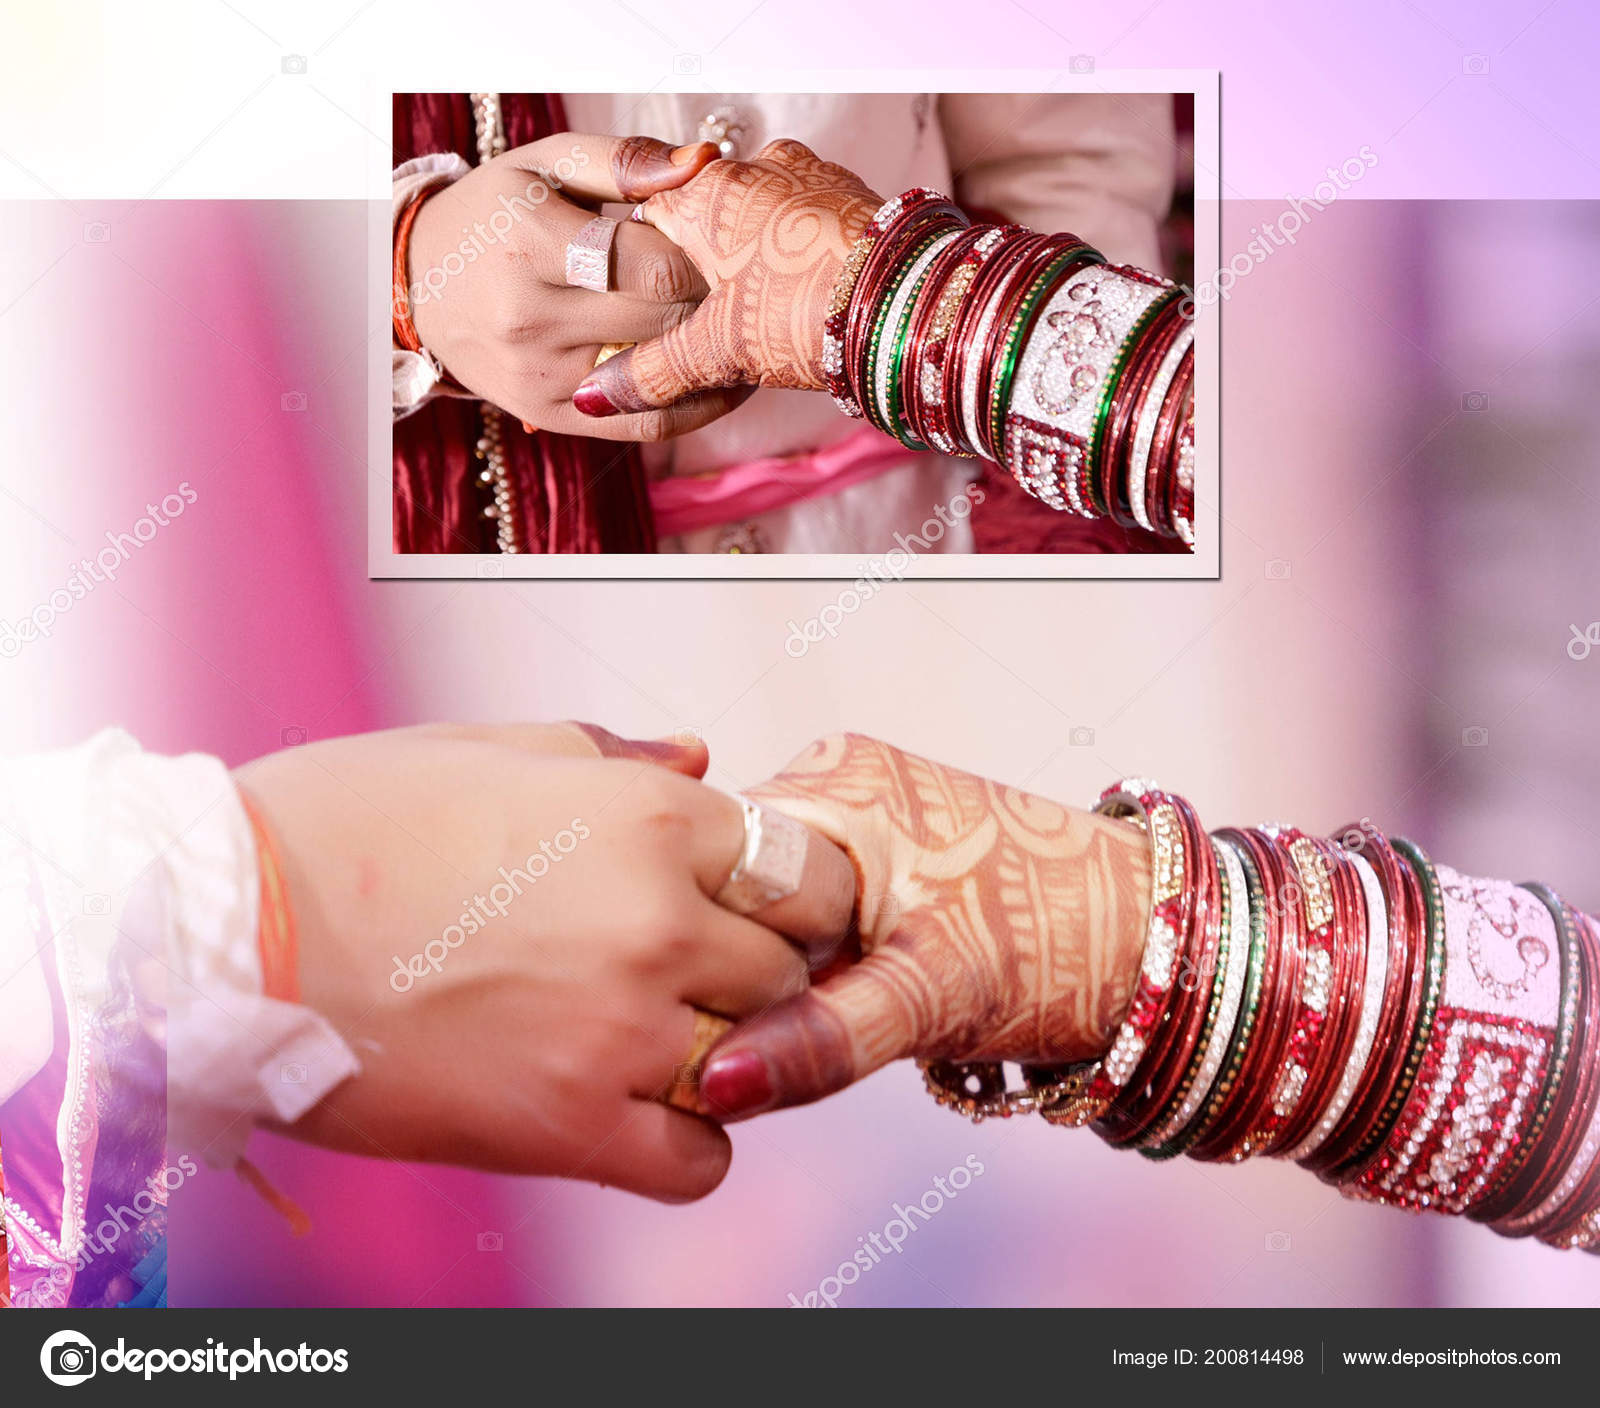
701, 1050, 774, 1117
572, 382, 618, 417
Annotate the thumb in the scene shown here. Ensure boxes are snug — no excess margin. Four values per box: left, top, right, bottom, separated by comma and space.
699, 953, 919, 1121
572, 297, 744, 417
420, 721, 709, 776
502, 133, 718, 205
562, 722, 710, 778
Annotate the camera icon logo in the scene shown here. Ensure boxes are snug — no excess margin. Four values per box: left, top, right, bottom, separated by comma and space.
281, 1062, 307, 1084
1461, 390, 1490, 412
674, 54, 701, 75
281, 391, 308, 412
1069, 54, 1096, 74
281, 54, 307, 74
82, 222, 111, 244
1068, 726, 1096, 747
281, 726, 308, 746
82, 893, 110, 915
1264, 558, 1292, 580
1462, 726, 1489, 747
477, 1231, 503, 1252
41, 1330, 97, 1386
1463, 54, 1490, 76
1264, 1231, 1292, 1253
674, 1062, 700, 1085
477, 559, 503, 578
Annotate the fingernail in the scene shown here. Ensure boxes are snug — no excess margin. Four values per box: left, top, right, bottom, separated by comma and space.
625, 735, 695, 762
701, 1049, 774, 1118
670, 141, 714, 166
572, 381, 618, 417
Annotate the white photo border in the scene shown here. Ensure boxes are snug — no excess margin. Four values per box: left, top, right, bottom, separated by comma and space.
371, 69, 1220, 579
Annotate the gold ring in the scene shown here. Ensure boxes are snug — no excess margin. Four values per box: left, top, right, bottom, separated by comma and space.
661, 1008, 731, 1111
594, 341, 634, 367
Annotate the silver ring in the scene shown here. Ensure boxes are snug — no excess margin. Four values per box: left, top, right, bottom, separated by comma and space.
565, 215, 619, 292
714, 796, 808, 914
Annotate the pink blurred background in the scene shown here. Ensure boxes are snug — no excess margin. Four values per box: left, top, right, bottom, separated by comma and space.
0, 190, 1596, 1307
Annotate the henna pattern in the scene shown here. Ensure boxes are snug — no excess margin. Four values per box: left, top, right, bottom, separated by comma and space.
720, 734, 1152, 1112
579, 141, 882, 412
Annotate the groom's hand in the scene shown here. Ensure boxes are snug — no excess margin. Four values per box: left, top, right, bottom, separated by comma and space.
408, 133, 754, 440
698, 734, 1152, 1120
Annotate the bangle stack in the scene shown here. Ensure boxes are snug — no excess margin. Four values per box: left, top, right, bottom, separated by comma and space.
825, 189, 1196, 542
919, 778, 1600, 1249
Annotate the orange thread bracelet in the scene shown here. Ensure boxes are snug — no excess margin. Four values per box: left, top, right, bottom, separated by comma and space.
392, 189, 430, 353
240, 793, 301, 1005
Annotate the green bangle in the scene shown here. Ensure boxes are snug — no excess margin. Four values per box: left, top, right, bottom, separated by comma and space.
987, 246, 1096, 462
1086, 287, 1183, 516
1160, 834, 1269, 1160
1343, 837, 1448, 1175
883, 236, 956, 451
861, 229, 946, 438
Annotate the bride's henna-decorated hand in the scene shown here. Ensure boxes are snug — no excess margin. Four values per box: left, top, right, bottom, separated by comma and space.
697, 734, 1154, 1119
571, 140, 882, 417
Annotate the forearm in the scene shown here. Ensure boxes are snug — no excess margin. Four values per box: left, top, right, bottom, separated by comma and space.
822, 189, 1195, 541
928, 780, 1600, 1250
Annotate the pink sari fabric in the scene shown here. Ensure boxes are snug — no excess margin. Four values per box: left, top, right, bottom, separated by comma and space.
649, 425, 912, 537
1, 865, 165, 1310
648, 424, 1187, 551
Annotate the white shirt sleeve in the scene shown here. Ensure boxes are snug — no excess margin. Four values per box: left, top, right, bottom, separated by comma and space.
0, 730, 360, 1170
392, 153, 473, 418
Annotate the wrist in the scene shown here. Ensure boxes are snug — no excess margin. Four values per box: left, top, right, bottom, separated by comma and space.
404, 185, 458, 357
1064, 809, 1154, 1057
800, 194, 886, 391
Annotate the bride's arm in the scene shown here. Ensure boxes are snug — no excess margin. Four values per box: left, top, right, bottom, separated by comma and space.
704, 733, 1600, 1252
574, 141, 1195, 540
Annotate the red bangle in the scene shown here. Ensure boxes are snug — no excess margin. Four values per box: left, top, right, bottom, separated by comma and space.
1100, 793, 1222, 1147
1149, 357, 1194, 537
840, 192, 964, 422
1188, 827, 1306, 1162
898, 225, 992, 451
1272, 834, 1369, 1153
1482, 899, 1600, 1227
946, 232, 1049, 457
1105, 298, 1188, 530
1307, 828, 1428, 1179
1072, 780, 1204, 1123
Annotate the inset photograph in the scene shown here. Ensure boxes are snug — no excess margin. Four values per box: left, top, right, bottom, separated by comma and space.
379, 82, 1218, 576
